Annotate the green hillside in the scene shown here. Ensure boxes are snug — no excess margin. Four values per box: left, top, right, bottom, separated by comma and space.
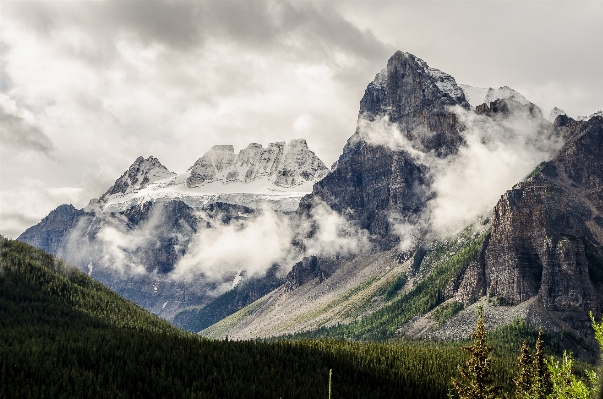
0, 236, 181, 334
1, 236, 598, 398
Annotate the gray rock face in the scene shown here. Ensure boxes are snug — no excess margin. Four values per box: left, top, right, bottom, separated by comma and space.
359, 51, 469, 155
301, 51, 470, 249
18, 204, 84, 257
456, 116, 603, 335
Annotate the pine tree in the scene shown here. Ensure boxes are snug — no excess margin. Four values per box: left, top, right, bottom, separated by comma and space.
452, 306, 500, 399
530, 329, 551, 399
514, 341, 532, 399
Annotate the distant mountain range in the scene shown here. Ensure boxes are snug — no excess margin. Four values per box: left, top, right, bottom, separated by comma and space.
18, 51, 603, 350
18, 139, 329, 323
91, 138, 329, 213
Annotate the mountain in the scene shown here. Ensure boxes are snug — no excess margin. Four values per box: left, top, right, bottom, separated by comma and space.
16, 50, 603, 348
455, 115, 603, 335
300, 51, 470, 250
94, 139, 329, 214
18, 139, 329, 327
200, 51, 602, 352
578, 110, 603, 121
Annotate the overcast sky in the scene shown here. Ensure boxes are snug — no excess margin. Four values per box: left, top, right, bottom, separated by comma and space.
1, 0, 602, 238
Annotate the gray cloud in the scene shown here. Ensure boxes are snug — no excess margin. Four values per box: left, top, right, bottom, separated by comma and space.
2, 0, 601, 244
0, 211, 41, 239
7, 1, 390, 65
0, 105, 53, 154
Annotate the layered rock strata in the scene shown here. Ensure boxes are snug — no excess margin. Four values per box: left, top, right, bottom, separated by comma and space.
456, 116, 603, 335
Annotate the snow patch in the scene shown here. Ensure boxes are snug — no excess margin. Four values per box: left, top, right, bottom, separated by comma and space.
460, 84, 529, 108
97, 139, 329, 213
577, 110, 603, 121
425, 67, 465, 101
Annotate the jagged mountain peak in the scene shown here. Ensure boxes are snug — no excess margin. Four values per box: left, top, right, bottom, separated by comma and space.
186, 139, 328, 189
548, 106, 567, 122
484, 86, 529, 105
101, 156, 175, 200
87, 139, 329, 214
361, 51, 469, 122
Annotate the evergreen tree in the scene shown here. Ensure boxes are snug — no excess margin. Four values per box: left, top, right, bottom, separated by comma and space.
514, 341, 532, 399
452, 306, 500, 399
530, 330, 552, 399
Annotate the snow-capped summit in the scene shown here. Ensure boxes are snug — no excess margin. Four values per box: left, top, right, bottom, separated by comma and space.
100, 156, 176, 200
577, 110, 603, 121
459, 84, 529, 108
185, 139, 328, 189
95, 140, 329, 213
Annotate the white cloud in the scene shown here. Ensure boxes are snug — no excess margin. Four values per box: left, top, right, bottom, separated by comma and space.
171, 206, 293, 282
428, 104, 563, 235
300, 199, 371, 258
0, 180, 86, 238
356, 101, 565, 248
169, 199, 370, 290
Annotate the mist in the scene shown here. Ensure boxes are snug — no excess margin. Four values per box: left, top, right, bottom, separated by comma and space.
428, 103, 563, 236
171, 205, 292, 282
356, 99, 565, 248
170, 200, 371, 293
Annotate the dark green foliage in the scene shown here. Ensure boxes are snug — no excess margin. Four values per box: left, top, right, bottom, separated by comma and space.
531, 330, 553, 399
382, 272, 408, 300
0, 236, 178, 334
452, 306, 500, 399
174, 287, 240, 333
174, 272, 284, 333
1, 236, 598, 398
514, 342, 533, 399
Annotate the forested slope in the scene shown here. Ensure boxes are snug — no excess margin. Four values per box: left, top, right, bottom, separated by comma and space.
0, 236, 597, 398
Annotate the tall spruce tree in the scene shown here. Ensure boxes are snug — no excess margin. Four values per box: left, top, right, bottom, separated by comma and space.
514, 341, 532, 399
452, 306, 500, 399
530, 329, 552, 399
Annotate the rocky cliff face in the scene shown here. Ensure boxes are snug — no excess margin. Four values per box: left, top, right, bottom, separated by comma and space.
200, 52, 599, 343
301, 51, 471, 249
456, 116, 603, 335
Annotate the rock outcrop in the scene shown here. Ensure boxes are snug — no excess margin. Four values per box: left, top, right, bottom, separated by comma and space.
456, 116, 603, 335
101, 156, 176, 200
